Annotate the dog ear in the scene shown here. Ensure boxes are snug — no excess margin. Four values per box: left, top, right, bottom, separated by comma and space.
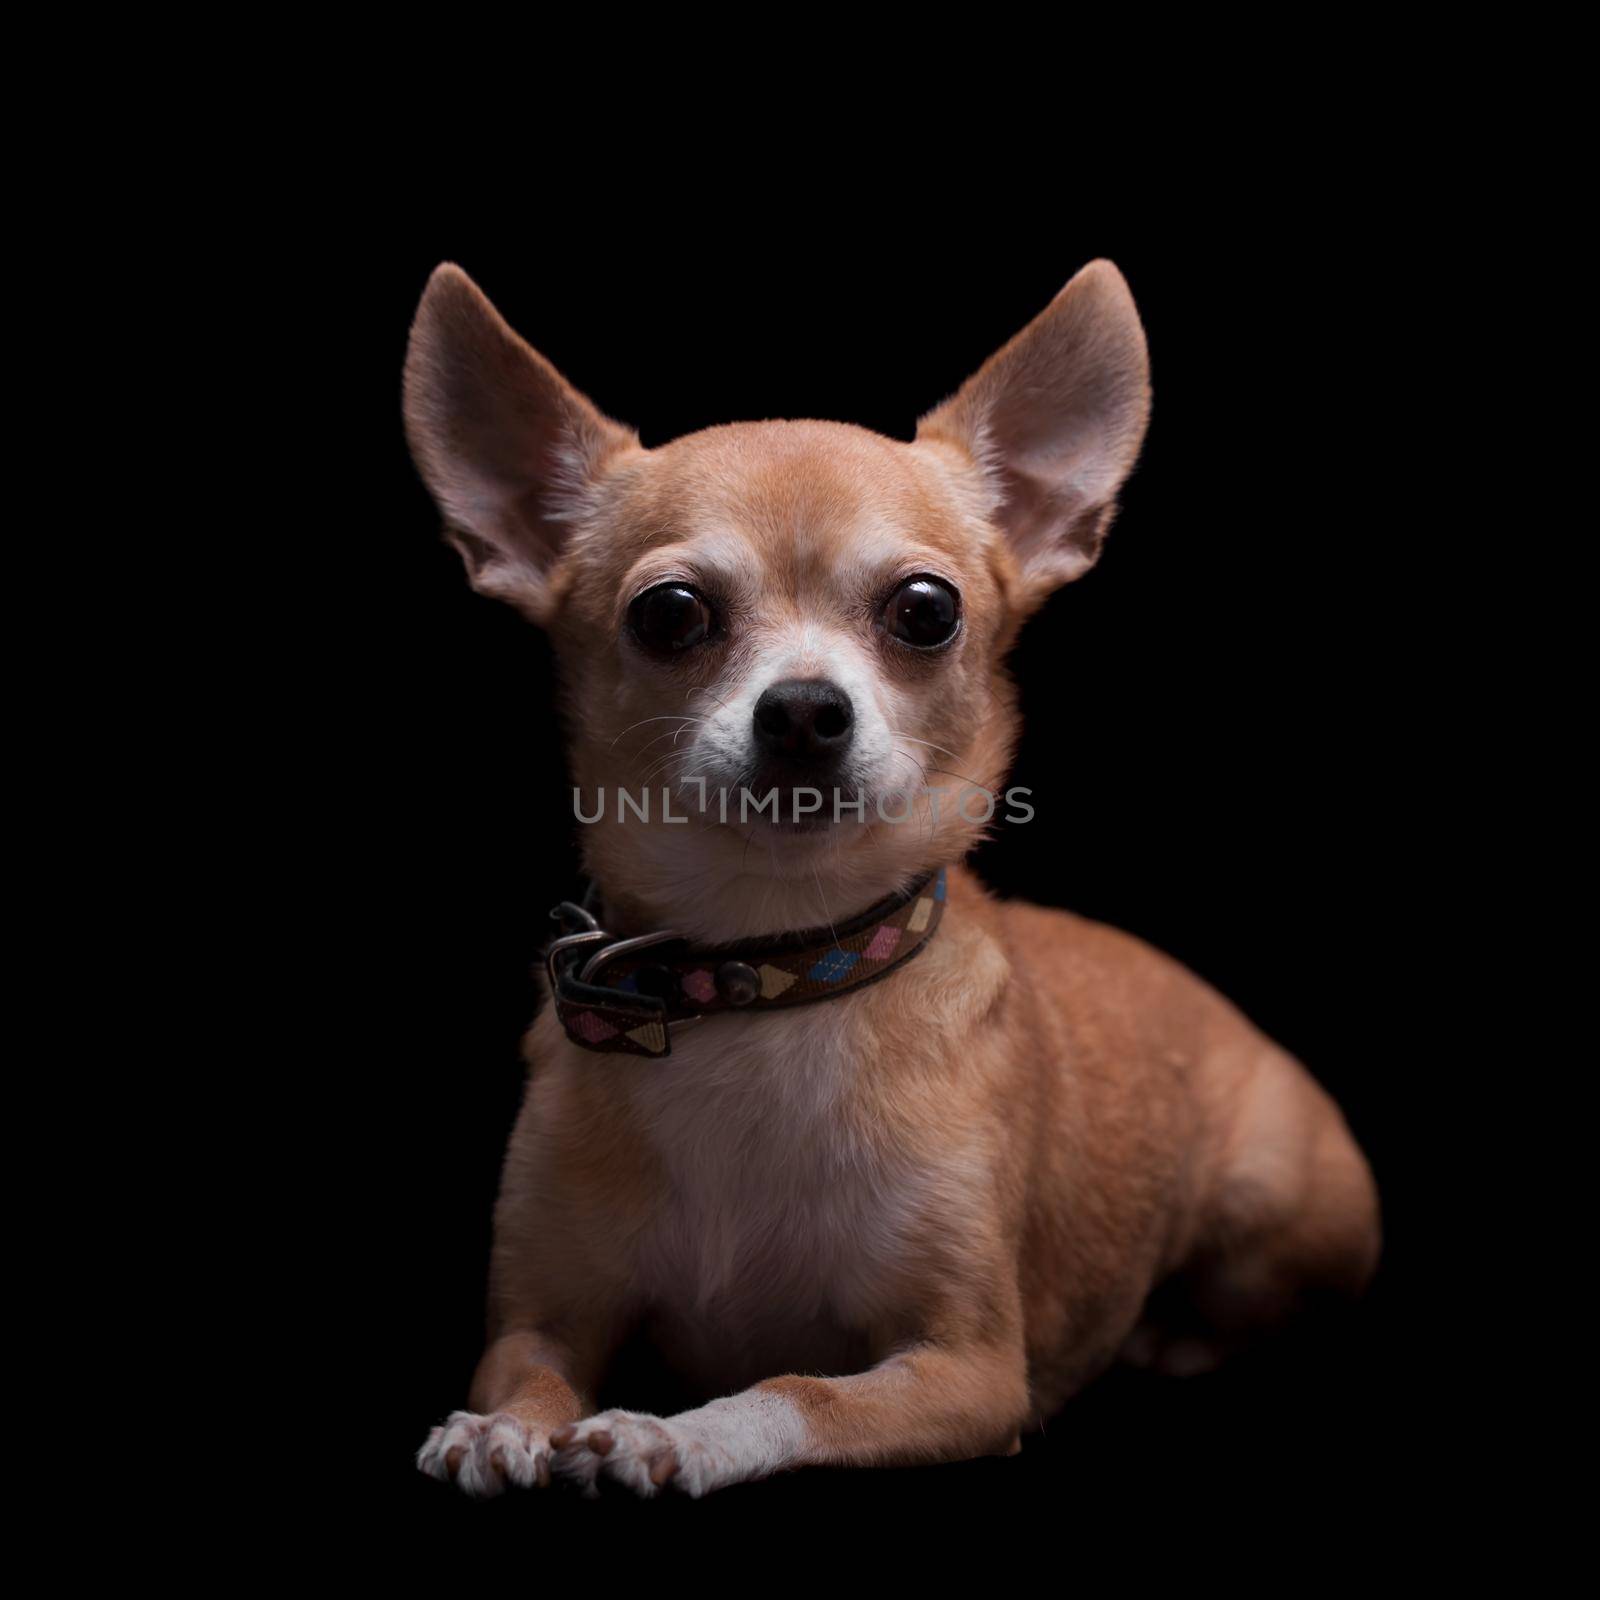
916, 260, 1150, 597
403, 264, 639, 623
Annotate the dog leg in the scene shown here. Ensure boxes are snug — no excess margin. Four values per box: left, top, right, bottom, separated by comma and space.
550, 1338, 1028, 1498
417, 1330, 590, 1496
1131, 1052, 1380, 1374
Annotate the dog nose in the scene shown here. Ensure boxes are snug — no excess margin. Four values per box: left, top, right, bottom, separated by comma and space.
752, 679, 855, 761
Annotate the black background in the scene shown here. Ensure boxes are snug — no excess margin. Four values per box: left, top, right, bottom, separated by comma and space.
302, 193, 1430, 1556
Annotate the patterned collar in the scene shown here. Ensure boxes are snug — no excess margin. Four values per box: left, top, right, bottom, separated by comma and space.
548, 868, 949, 1059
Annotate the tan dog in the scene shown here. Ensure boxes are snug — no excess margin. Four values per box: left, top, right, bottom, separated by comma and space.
403, 260, 1380, 1498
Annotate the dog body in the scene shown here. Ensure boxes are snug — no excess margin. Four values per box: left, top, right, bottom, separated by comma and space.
403, 263, 1380, 1497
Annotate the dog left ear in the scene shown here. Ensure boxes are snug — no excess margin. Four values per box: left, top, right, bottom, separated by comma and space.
403, 263, 639, 624
916, 260, 1150, 597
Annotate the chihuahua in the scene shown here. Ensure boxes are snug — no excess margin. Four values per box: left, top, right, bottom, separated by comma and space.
403, 261, 1380, 1497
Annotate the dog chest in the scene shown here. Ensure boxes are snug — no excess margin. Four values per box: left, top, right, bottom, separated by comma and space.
619, 1006, 931, 1339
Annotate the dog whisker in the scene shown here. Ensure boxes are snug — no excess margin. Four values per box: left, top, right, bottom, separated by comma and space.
894, 733, 984, 788
629, 722, 703, 764
686, 686, 735, 715
610, 714, 709, 750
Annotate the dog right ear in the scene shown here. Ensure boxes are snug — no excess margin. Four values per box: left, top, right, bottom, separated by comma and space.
916, 260, 1149, 604
402, 264, 639, 624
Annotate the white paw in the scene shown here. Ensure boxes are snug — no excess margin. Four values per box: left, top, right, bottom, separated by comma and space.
549, 1410, 718, 1499
416, 1410, 549, 1496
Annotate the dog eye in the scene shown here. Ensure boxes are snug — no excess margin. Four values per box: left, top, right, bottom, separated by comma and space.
883, 577, 960, 649
629, 584, 714, 653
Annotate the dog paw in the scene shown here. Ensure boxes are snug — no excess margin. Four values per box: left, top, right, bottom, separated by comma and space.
549, 1410, 718, 1499
417, 1410, 549, 1495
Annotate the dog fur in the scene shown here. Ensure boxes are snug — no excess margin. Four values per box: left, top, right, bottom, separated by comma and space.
403, 261, 1380, 1497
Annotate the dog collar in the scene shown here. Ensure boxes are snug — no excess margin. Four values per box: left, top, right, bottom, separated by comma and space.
547, 867, 948, 1059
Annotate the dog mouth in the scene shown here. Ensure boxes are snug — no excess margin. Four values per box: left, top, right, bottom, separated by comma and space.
743, 786, 859, 834
696, 766, 873, 837
758, 812, 836, 836
663, 752, 917, 839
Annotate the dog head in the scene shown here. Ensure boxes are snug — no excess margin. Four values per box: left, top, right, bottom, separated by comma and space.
403, 262, 1148, 939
